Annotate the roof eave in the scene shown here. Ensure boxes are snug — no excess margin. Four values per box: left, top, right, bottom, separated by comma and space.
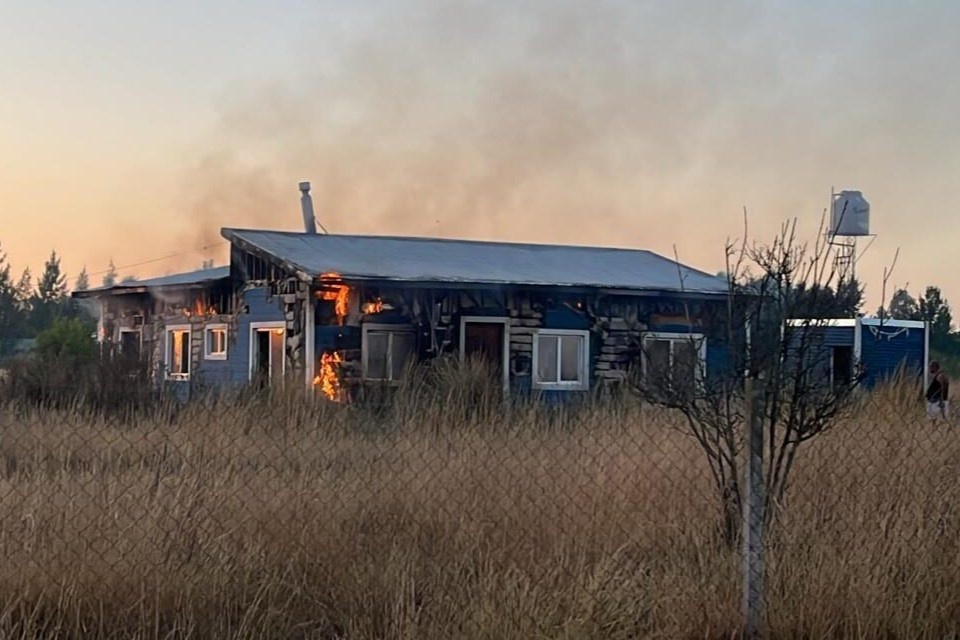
71, 279, 229, 299
309, 274, 729, 298
225, 232, 314, 283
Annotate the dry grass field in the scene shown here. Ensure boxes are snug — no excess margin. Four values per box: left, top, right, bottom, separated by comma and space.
0, 368, 958, 639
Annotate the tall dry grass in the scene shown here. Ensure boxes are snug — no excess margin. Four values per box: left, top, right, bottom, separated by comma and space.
0, 362, 958, 639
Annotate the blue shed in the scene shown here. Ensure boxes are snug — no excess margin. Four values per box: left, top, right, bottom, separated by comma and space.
786, 318, 929, 390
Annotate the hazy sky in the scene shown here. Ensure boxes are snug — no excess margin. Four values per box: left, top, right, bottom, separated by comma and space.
2, 0, 958, 310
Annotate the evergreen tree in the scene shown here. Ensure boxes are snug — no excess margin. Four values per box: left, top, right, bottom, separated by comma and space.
75, 266, 90, 292
102, 259, 118, 288
786, 278, 863, 319
14, 267, 33, 329
0, 243, 20, 351
30, 250, 68, 332
919, 286, 953, 345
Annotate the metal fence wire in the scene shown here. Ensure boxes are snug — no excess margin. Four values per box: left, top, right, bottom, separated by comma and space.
0, 358, 958, 639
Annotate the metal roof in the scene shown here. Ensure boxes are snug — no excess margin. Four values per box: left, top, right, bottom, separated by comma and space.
72, 266, 230, 298
221, 228, 728, 295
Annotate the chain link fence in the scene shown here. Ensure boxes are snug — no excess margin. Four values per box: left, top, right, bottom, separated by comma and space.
0, 357, 957, 638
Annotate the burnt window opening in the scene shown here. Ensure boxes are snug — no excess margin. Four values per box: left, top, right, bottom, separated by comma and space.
165, 327, 191, 380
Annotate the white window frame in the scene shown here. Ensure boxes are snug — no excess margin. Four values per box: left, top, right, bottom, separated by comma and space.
164, 324, 192, 381
640, 331, 707, 388
531, 328, 591, 392
459, 316, 511, 391
362, 323, 416, 383
204, 323, 228, 361
248, 321, 286, 382
117, 327, 142, 354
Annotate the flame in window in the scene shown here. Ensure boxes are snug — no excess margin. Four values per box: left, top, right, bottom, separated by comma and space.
362, 298, 384, 314
184, 297, 217, 317
318, 273, 350, 325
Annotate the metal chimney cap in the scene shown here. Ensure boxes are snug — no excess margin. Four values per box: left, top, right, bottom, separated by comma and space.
298, 181, 311, 193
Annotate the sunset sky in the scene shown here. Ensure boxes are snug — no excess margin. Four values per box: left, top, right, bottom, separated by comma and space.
2, 0, 958, 311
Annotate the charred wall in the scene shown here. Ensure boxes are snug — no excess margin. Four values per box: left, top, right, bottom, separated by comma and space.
309, 281, 731, 399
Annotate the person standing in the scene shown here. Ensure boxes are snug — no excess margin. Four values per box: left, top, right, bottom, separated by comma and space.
926, 361, 950, 421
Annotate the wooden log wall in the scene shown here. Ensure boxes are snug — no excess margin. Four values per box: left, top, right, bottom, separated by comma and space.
508, 295, 543, 380
592, 314, 647, 385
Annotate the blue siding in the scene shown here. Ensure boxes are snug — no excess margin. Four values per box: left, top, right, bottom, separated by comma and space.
543, 305, 590, 330
194, 324, 233, 388
788, 322, 927, 390
785, 327, 835, 385
316, 325, 360, 354
859, 323, 926, 388
526, 304, 594, 403
822, 326, 855, 347
228, 287, 286, 386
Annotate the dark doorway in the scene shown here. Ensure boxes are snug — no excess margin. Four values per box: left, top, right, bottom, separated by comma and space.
462, 320, 507, 386
256, 330, 270, 379
119, 330, 141, 361
832, 346, 853, 388
252, 326, 285, 389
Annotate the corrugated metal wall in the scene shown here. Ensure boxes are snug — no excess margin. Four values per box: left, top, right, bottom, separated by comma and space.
859, 323, 926, 389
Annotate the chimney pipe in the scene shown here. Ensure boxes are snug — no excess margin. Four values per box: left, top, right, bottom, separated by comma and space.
299, 181, 317, 234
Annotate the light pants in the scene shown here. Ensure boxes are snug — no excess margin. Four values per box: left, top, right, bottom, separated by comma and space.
927, 401, 950, 420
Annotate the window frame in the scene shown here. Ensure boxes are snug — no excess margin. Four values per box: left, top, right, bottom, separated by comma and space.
164, 324, 192, 381
531, 328, 591, 392
204, 323, 229, 361
640, 331, 708, 390
361, 323, 416, 384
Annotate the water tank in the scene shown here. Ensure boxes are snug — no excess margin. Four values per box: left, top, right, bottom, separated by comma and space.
830, 190, 870, 236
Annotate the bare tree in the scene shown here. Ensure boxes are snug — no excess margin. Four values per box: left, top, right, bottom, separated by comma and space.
631, 210, 877, 545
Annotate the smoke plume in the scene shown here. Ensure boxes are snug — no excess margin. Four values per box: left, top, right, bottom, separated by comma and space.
173, 0, 960, 307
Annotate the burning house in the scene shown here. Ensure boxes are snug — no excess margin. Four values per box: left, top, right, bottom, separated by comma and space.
74, 183, 733, 401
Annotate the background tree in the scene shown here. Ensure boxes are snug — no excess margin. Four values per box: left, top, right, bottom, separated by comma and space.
14, 267, 33, 334
885, 288, 920, 320
0, 243, 21, 355
30, 250, 68, 333
919, 286, 952, 342
102, 259, 118, 288
74, 267, 90, 292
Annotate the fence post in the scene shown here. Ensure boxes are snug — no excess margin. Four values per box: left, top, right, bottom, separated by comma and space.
743, 374, 766, 636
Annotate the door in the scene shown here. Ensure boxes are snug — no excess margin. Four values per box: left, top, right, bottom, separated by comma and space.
462, 320, 507, 386
252, 326, 285, 387
119, 330, 141, 361
832, 346, 853, 388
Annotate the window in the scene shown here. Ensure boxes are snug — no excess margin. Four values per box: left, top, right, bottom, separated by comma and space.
165, 325, 192, 380
532, 329, 590, 391
362, 324, 416, 382
641, 332, 706, 395
204, 324, 228, 360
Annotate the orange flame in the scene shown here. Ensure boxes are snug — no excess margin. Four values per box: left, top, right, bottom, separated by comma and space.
184, 297, 217, 317
312, 351, 343, 401
362, 298, 384, 314
318, 273, 350, 325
